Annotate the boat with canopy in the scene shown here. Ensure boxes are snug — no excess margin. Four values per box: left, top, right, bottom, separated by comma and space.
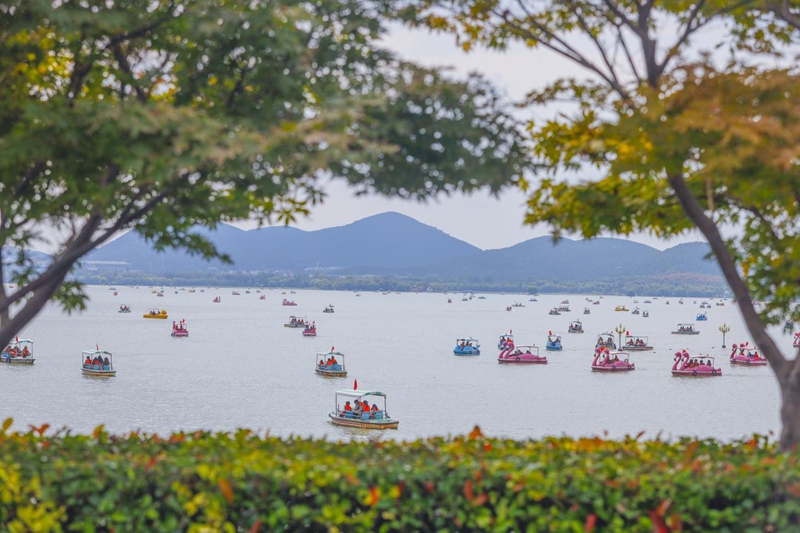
316, 348, 347, 377
81, 348, 116, 377
329, 383, 398, 429
1, 338, 35, 365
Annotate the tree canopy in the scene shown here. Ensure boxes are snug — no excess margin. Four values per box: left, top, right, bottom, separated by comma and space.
0, 0, 529, 346
384, 0, 800, 448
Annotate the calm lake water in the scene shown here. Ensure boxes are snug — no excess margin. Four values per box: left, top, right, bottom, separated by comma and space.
1, 286, 795, 441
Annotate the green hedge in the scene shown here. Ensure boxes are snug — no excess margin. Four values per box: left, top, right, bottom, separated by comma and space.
0, 420, 798, 532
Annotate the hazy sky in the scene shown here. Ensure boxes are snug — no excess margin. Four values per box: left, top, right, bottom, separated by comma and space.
263, 24, 702, 251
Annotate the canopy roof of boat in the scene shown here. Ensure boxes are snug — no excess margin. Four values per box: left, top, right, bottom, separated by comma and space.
498, 333, 514, 338
317, 351, 344, 357
508, 344, 538, 350
6, 339, 32, 344
605, 350, 631, 358
335, 390, 386, 398
625, 334, 648, 339
82, 349, 112, 356
677, 323, 695, 327
597, 332, 615, 337
569, 320, 582, 325
288, 315, 306, 319
456, 338, 479, 342
148, 308, 166, 312
688, 355, 715, 361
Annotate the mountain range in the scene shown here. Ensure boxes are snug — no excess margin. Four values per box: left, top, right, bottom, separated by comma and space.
83, 212, 721, 283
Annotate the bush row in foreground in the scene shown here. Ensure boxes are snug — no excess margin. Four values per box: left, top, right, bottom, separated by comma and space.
0, 421, 798, 532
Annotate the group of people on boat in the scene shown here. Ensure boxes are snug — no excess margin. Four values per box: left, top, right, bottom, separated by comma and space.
147, 309, 166, 316
626, 338, 647, 347
119, 305, 130, 312
289, 317, 306, 326
304, 323, 317, 334
458, 340, 475, 348
677, 325, 694, 333
340, 399, 381, 419
2, 344, 30, 358
596, 349, 621, 365
83, 355, 111, 369
318, 355, 341, 369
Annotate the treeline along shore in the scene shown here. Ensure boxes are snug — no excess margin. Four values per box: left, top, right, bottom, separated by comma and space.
75, 271, 728, 298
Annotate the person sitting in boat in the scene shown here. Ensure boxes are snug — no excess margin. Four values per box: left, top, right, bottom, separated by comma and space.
84, 356, 91, 367
352, 401, 362, 416
21, 346, 29, 357
319, 358, 325, 367
525, 349, 532, 355
342, 401, 352, 416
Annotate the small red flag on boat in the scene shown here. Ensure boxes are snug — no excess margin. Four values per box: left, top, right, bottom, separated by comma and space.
354, 379, 358, 390
510, 329, 512, 334
627, 331, 630, 336
15, 336, 18, 342
548, 330, 552, 336
96, 344, 99, 351
331, 346, 335, 352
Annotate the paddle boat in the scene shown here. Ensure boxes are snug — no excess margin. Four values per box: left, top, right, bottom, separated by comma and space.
118, 304, 131, 313
143, 308, 168, 319
113, 291, 118, 296
506, 306, 513, 312
679, 299, 684, 305
700, 301, 710, 308
447, 298, 452, 303
156, 292, 164, 297
595, 333, 616, 350
729, 343, 768, 366
545, 333, 562, 351
323, 305, 335, 313
498, 343, 547, 364
231, 291, 241, 296
171, 319, 189, 338
282, 298, 297, 306
583, 308, 591, 315
303, 322, 317, 337
642, 310, 650, 318
671, 350, 721, 376
591, 348, 635, 372
548, 308, 561, 316
245, 290, 251, 294
329, 386, 398, 429
716, 301, 725, 306
512, 302, 525, 308
81, 348, 116, 377
316, 348, 347, 377
567, 320, 584, 334
461, 297, 469, 302
623, 334, 653, 351
558, 304, 570, 312
785, 321, 795, 333
259, 295, 266, 300
109, 287, 116, 291
631, 307, 640, 315
527, 297, 536, 302
666, 301, 670, 305
284, 316, 307, 328
794, 332, 800, 347
643, 299, 652, 304
614, 305, 629, 312
291, 290, 297, 294
561, 299, 570, 305
696, 312, 708, 321
213, 296, 221, 303
355, 293, 361, 297
498, 332, 514, 350
454, 338, 480, 356
672, 323, 699, 335
1, 339, 35, 365
593, 300, 600, 305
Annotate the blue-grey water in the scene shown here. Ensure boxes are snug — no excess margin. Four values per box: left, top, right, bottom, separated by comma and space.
1, 286, 794, 441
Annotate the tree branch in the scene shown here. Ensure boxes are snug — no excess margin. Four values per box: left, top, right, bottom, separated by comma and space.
668, 173, 788, 377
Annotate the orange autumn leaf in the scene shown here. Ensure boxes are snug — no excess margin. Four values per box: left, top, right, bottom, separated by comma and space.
584, 513, 597, 532
219, 479, 234, 504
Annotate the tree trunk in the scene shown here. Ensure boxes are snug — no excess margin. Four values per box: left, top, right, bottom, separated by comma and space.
780, 377, 800, 451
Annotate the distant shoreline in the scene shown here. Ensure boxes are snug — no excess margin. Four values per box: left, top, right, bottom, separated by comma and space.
71, 271, 728, 298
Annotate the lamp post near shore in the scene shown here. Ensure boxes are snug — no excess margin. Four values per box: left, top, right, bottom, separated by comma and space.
615, 323, 626, 350
719, 323, 731, 348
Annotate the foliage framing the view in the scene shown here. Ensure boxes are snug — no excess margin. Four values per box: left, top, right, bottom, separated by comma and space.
383, 0, 800, 448
0, 0, 529, 349
0, 421, 799, 531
